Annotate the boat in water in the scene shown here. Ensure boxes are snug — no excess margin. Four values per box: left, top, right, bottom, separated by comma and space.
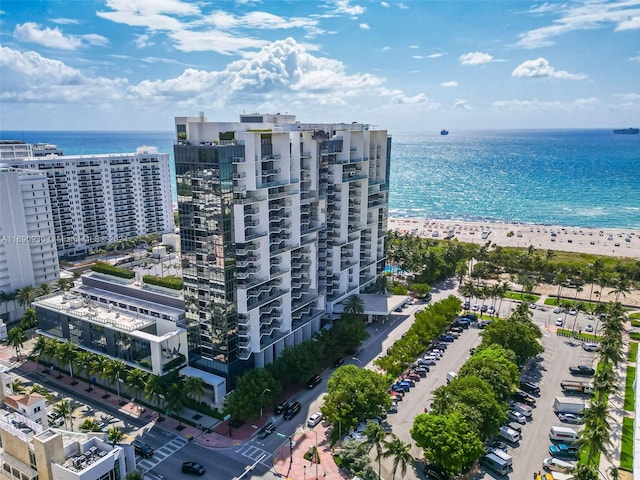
613, 128, 639, 134
440, 129, 449, 136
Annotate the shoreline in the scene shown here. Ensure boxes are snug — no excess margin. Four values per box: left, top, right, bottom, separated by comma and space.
388, 217, 640, 259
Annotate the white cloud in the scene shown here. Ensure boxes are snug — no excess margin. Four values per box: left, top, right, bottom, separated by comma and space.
459, 51, 494, 65
381, 1, 390, 7
398, 3, 409, 10
518, 1, 640, 49
453, 99, 471, 110
493, 97, 598, 111
135, 34, 154, 48
14, 22, 82, 50
441, 81, 458, 87
330, 0, 365, 17
382, 46, 391, 52
360, 23, 370, 30
614, 93, 640, 101
412, 55, 425, 59
409, 45, 419, 49
427, 53, 443, 58
51, 18, 80, 25
631, 53, 640, 62
512, 58, 586, 79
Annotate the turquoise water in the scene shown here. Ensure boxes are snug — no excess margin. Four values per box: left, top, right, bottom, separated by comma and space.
2, 129, 638, 229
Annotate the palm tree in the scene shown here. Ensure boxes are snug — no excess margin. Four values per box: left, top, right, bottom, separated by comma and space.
73, 351, 95, 380
609, 276, 632, 303
30, 383, 53, 401
88, 356, 110, 396
343, 294, 365, 315
53, 399, 76, 430
37, 283, 52, 297
381, 435, 413, 480
56, 278, 73, 292
593, 364, 619, 404
10, 378, 26, 394
30, 336, 48, 365
16, 285, 36, 308
107, 426, 125, 446
184, 376, 206, 403
80, 418, 103, 432
126, 472, 143, 480
144, 374, 167, 413
359, 422, 387, 479
55, 341, 78, 381
554, 270, 567, 304
572, 463, 598, 480
460, 281, 476, 308
125, 368, 148, 405
576, 420, 612, 466
7, 327, 27, 361
165, 381, 186, 424
42, 338, 60, 372
104, 359, 128, 403
20, 308, 38, 330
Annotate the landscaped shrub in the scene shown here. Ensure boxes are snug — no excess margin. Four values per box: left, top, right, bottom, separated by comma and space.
91, 262, 135, 279
143, 275, 183, 290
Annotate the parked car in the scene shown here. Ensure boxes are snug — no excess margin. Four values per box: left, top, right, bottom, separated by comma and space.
182, 462, 206, 475
520, 381, 541, 395
423, 464, 450, 480
333, 357, 345, 368
439, 335, 455, 342
283, 401, 302, 420
568, 309, 577, 316
583, 343, 599, 352
585, 324, 594, 333
569, 365, 596, 376
549, 443, 579, 459
555, 318, 564, 327
512, 390, 536, 406
132, 440, 154, 458
487, 306, 496, 315
558, 413, 584, 424
553, 307, 562, 314
258, 422, 276, 439
530, 303, 537, 309
507, 409, 527, 424
307, 412, 323, 428
472, 304, 480, 311
274, 400, 290, 415
480, 305, 488, 313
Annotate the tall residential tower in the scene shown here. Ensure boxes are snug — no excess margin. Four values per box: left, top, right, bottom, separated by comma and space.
174, 113, 390, 383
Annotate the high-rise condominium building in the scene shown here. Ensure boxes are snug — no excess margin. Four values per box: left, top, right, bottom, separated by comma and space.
6, 144, 174, 257
174, 113, 390, 382
0, 165, 59, 322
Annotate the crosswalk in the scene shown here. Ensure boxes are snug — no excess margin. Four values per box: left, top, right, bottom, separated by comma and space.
236, 442, 272, 465
136, 435, 189, 472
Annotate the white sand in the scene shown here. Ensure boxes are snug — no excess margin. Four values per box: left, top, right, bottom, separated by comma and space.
388, 218, 640, 259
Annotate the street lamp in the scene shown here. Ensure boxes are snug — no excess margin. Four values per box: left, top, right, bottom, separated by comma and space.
259, 388, 271, 419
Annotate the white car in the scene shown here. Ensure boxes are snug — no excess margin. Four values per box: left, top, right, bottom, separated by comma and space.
558, 413, 583, 424
583, 343, 599, 352
487, 306, 496, 315
472, 304, 480, 311
553, 307, 562, 314
530, 303, 537, 309
555, 318, 564, 327
307, 412, 323, 428
585, 324, 594, 333
568, 309, 577, 316
507, 409, 527, 424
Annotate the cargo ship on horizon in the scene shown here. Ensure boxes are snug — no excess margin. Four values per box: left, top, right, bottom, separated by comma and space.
613, 127, 639, 134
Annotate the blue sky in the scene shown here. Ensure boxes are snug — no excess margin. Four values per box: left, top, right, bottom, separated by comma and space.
1, 0, 639, 132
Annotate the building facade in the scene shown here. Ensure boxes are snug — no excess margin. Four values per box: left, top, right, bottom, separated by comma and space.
0, 165, 60, 323
174, 113, 390, 382
33, 272, 188, 377
7, 145, 174, 258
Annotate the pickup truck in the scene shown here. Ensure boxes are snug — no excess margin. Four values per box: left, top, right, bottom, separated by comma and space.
560, 380, 594, 394
569, 365, 595, 376
548, 443, 579, 459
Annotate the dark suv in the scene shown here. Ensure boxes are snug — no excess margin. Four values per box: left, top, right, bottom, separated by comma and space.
132, 440, 154, 458
274, 400, 290, 415
283, 401, 301, 420
520, 381, 540, 395
306, 374, 322, 389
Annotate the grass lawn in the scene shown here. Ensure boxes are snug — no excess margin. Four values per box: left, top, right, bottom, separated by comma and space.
629, 312, 640, 320
631, 319, 640, 328
542, 297, 597, 312
631, 332, 640, 341
504, 291, 539, 302
620, 417, 634, 471
556, 328, 600, 342
624, 366, 636, 411
629, 342, 638, 363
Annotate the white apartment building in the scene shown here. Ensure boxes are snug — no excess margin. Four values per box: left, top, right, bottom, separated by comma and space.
0, 165, 60, 323
174, 113, 390, 383
7, 144, 174, 257
0, 412, 132, 480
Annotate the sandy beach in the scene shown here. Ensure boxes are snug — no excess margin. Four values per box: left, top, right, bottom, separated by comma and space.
388, 218, 640, 260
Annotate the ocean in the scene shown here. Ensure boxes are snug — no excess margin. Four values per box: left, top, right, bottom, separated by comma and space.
2, 129, 639, 230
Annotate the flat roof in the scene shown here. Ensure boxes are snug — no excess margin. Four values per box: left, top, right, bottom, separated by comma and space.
180, 366, 226, 387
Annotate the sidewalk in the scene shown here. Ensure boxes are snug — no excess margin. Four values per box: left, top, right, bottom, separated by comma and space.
1, 347, 255, 449
272, 422, 346, 480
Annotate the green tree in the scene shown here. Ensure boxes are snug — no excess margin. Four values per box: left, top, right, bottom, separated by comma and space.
55, 341, 78, 381
480, 316, 543, 365
184, 376, 206, 403
572, 463, 598, 480
321, 365, 391, 435
224, 368, 280, 420
107, 426, 125, 446
343, 294, 365, 315
10, 378, 26, 394
56, 278, 73, 292
73, 351, 95, 379
53, 399, 76, 430
576, 420, 612, 466
381, 435, 413, 480
104, 359, 128, 403
89, 356, 110, 396
430, 376, 507, 440
358, 422, 387, 479
20, 308, 38, 330
16, 285, 36, 308
126, 472, 143, 480
7, 327, 27, 361
80, 418, 103, 432
457, 344, 520, 400
144, 374, 167, 413
165, 381, 186, 424
410, 411, 484, 476
30, 335, 48, 367
125, 368, 148, 404
37, 283, 51, 297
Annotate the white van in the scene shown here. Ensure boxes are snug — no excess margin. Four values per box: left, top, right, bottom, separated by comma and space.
549, 425, 579, 443
510, 401, 533, 418
446, 372, 457, 384
490, 448, 512, 466
543, 457, 575, 473
499, 425, 521, 443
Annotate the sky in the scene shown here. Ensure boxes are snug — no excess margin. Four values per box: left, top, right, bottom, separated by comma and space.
0, 0, 639, 132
